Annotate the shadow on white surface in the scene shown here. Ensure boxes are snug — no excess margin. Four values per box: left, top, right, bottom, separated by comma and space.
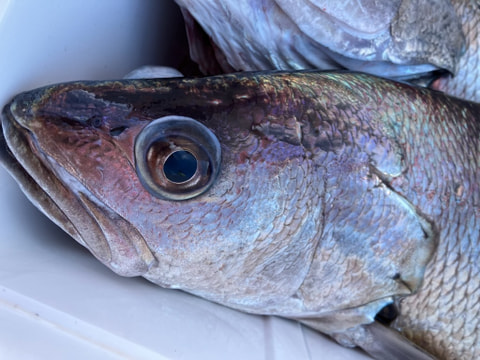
0, 1, 372, 359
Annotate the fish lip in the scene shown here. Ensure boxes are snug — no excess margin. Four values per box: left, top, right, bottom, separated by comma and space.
0, 97, 110, 256
1, 97, 157, 276
0, 100, 85, 244
0, 99, 103, 252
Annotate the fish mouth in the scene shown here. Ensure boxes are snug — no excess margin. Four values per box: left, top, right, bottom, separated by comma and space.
0, 91, 157, 276
0, 98, 84, 243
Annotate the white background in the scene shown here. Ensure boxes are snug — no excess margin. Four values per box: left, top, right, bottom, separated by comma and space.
0, 1, 370, 359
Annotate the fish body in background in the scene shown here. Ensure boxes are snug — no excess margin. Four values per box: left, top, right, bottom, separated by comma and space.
176, 0, 480, 102
1, 71, 479, 359
430, 0, 480, 101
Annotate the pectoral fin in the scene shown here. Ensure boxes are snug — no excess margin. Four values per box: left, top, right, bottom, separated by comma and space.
356, 321, 436, 360
307, 319, 438, 359
298, 305, 436, 359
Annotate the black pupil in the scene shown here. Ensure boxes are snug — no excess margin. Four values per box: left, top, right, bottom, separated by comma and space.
163, 150, 197, 183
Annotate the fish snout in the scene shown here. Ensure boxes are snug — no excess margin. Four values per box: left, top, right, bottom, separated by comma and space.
2, 89, 45, 130
4, 89, 42, 129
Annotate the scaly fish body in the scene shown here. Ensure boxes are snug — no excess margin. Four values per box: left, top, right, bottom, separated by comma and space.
177, 0, 480, 102
1, 71, 479, 359
431, 0, 480, 102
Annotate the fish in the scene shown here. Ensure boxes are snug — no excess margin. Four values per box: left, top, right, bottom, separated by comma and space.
430, 0, 480, 102
176, 0, 480, 102
1, 70, 479, 359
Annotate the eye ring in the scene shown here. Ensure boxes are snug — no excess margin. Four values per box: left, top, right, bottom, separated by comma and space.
134, 115, 221, 200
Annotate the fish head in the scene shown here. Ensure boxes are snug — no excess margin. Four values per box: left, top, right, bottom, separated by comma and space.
1, 72, 435, 333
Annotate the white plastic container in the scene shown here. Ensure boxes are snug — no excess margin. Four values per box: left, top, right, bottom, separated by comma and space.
0, 1, 369, 358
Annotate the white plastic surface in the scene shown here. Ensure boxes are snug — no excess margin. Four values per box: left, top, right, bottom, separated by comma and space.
0, 1, 371, 359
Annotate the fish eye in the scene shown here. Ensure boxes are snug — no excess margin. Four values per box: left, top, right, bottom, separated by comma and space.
134, 115, 221, 200
163, 150, 197, 183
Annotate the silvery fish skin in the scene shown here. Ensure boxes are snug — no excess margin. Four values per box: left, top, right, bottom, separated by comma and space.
176, 0, 479, 102
430, 0, 480, 102
1, 71, 479, 359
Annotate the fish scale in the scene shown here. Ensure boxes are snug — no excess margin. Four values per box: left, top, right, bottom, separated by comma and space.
432, 0, 480, 102
389, 87, 480, 358
177, 0, 480, 101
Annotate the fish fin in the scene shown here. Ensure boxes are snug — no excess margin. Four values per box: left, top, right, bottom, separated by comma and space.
301, 313, 436, 360
352, 322, 437, 360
